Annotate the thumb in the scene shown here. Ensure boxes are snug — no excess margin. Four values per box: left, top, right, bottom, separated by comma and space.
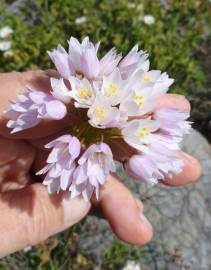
0, 183, 91, 258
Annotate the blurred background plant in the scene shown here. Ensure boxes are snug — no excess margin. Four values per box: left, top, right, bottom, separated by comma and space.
0, 0, 211, 269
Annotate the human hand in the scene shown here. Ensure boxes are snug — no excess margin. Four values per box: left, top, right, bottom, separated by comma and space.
0, 71, 201, 257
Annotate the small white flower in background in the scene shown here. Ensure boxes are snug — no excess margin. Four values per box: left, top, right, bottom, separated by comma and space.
3, 50, 14, 58
143, 15, 155, 25
122, 260, 141, 270
127, 3, 136, 9
137, 4, 143, 11
75, 16, 87, 25
0, 41, 11, 51
0, 26, 13, 38
23, 245, 32, 253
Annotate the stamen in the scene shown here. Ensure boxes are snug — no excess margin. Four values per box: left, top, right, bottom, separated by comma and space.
134, 95, 144, 107
95, 106, 108, 121
138, 127, 151, 139
104, 83, 119, 97
144, 76, 150, 81
78, 88, 92, 99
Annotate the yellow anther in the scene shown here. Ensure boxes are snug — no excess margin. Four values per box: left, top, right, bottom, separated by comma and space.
134, 95, 144, 107
144, 76, 150, 82
104, 83, 119, 97
78, 88, 92, 99
138, 127, 151, 139
104, 92, 111, 97
95, 106, 108, 121
109, 83, 118, 93
134, 95, 143, 100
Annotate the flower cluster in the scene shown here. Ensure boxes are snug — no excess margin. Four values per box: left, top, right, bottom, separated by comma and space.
6, 37, 191, 201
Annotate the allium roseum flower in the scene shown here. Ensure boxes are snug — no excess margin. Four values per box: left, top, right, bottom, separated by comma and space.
124, 144, 184, 184
37, 135, 81, 193
6, 87, 67, 133
154, 108, 191, 137
118, 45, 149, 80
6, 36, 191, 200
70, 143, 115, 201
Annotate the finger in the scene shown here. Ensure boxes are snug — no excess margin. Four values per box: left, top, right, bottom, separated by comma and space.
32, 148, 146, 211
0, 183, 91, 257
31, 148, 49, 175
0, 150, 35, 192
28, 128, 69, 150
0, 138, 35, 191
156, 93, 191, 112
33, 151, 151, 244
91, 195, 144, 219
93, 174, 152, 245
135, 198, 144, 212
0, 71, 49, 112
0, 71, 69, 139
0, 138, 34, 166
162, 150, 201, 186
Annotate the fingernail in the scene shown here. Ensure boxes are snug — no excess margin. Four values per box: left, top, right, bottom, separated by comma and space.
182, 153, 198, 164
170, 94, 187, 99
139, 212, 152, 230
135, 198, 144, 212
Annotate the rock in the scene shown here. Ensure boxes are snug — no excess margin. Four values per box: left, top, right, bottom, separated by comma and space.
79, 130, 211, 270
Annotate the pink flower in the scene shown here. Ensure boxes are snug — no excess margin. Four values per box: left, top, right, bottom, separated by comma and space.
125, 144, 184, 184
6, 88, 67, 133
124, 154, 163, 184
49, 37, 121, 81
48, 45, 74, 80
37, 135, 81, 193
150, 73, 174, 99
152, 108, 191, 150
144, 144, 184, 179
154, 108, 191, 136
5, 36, 192, 200
99, 48, 122, 76
70, 143, 116, 201
49, 37, 100, 80
118, 45, 149, 79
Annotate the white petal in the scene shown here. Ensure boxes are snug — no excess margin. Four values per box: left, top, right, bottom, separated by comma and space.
51, 78, 71, 104
69, 76, 95, 107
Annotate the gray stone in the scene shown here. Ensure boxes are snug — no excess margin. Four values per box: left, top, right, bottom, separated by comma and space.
79, 130, 211, 270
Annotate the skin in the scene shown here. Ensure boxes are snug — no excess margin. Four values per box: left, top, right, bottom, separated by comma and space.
0, 71, 201, 258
